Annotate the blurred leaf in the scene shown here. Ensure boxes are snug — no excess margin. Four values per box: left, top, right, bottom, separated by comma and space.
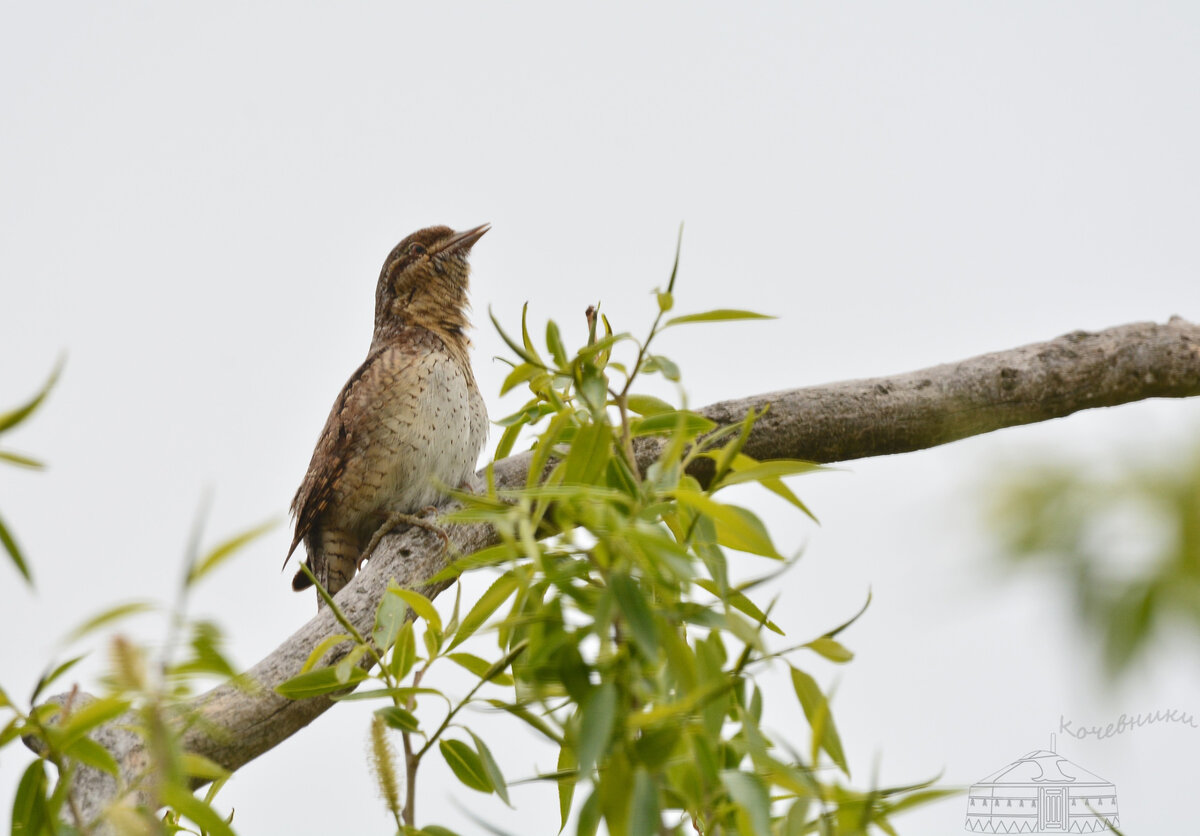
501, 362, 542, 395
629, 769, 660, 836
448, 652, 514, 686
610, 573, 659, 658
577, 682, 617, 778
64, 602, 155, 645
790, 667, 848, 775
449, 571, 518, 650
719, 771, 771, 836
0, 511, 32, 586
181, 753, 231, 782
0, 357, 63, 435
64, 736, 120, 776
440, 739, 493, 793
546, 320, 568, 367
275, 666, 367, 699
0, 450, 43, 470
375, 706, 419, 733
642, 354, 680, 381
187, 518, 277, 586
12, 760, 49, 836
557, 744, 577, 831
59, 696, 131, 745
30, 654, 86, 703
805, 637, 854, 663
625, 394, 674, 417
159, 784, 235, 836
664, 309, 773, 328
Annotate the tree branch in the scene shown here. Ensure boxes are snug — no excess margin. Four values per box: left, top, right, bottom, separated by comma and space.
33, 317, 1200, 827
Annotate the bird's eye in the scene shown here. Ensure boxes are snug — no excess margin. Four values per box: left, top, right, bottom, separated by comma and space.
408, 243, 427, 257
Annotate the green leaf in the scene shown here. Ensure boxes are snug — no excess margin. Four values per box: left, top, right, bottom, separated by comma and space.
447, 653, 514, 686
664, 309, 773, 328
449, 571, 518, 650
468, 730, 511, 806
300, 634, 353, 674
275, 666, 367, 699
373, 589, 409, 652
439, 739, 493, 793
493, 421, 525, 461
483, 699, 564, 745
12, 760, 48, 836
0, 450, 44, 470
656, 291, 674, 313
30, 654, 86, 702
334, 643, 369, 684
562, 423, 612, 486
642, 354, 680, 381
610, 573, 659, 658
720, 771, 771, 836
694, 580, 783, 635
577, 682, 617, 777
0, 511, 32, 586
490, 306, 543, 366
0, 357, 63, 434
805, 636, 854, 663
332, 685, 443, 703
375, 706, 419, 733
388, 622, 417, 681
64, 736, 120, 776
187, 518, 277, 586
388, 587, 442, 634
666, 223, 684, 294
790, 667, 849, 775
59, 697, 131, 745
160, 784, 235, 836
625, 394, 674, 417
546, 320, 568, 367
557, 744, 577, 831
630, 769, 660, 836
673, 490, 780, 558
500, 362, 542, 395
181, 753, 231, 781
64, 601, 156, 645
630, 411, 716, 438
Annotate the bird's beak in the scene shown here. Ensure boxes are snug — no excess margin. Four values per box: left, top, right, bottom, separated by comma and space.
441, 223, 491, 255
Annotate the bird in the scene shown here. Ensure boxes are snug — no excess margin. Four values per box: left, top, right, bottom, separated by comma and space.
285, 224, 490, 602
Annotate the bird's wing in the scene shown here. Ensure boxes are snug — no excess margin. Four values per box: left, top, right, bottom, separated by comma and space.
286, 329, 447, 576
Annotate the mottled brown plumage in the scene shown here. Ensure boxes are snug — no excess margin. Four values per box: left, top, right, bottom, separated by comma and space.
286, 224, 489, 601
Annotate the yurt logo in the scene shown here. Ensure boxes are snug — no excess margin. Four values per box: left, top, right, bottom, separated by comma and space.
964, 739, 1119, 833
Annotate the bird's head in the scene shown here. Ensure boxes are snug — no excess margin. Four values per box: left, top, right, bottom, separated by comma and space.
373, 223, 489, 344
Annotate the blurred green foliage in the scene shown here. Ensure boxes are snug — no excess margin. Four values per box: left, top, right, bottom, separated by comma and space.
2, 506, 274, 835
986, 449, 1200, 675
0, 357, 63, 586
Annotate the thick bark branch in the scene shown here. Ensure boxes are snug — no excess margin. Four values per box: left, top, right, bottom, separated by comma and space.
35, 317, 1200, 827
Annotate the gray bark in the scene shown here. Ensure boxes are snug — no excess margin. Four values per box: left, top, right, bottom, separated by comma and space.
30, 317, 1200, 829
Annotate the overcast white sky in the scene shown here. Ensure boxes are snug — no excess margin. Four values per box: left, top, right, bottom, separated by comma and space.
2, 2, 1198, 833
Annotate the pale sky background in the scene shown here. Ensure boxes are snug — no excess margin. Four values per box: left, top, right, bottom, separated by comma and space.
2, 2, 1199, 834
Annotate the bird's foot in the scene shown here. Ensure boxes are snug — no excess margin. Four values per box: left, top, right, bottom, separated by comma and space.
359, 508, 450, 569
